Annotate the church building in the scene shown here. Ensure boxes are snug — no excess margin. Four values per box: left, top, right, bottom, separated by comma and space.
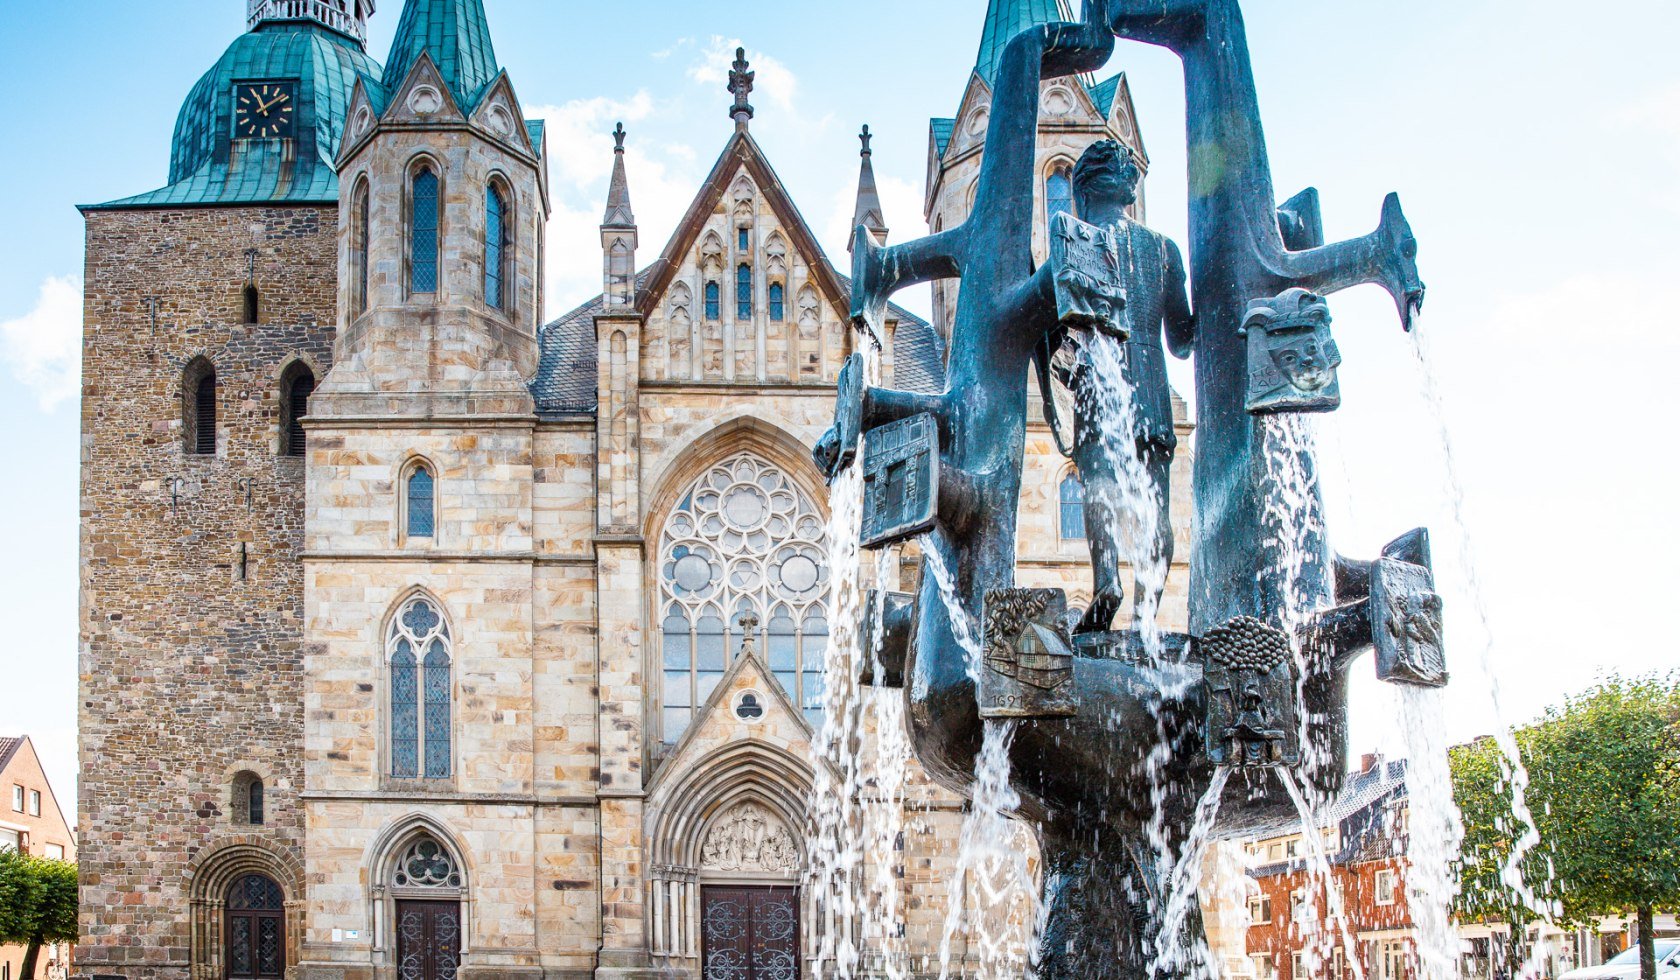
74, 1, 1184, 978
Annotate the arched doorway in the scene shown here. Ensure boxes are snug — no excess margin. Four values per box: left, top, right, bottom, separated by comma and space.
698, 802, 802, 979
224, 874, 285, 980
387, 835, 463, 980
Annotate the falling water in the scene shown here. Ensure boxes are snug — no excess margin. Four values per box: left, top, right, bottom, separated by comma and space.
1408, 320, 1558, 976
1276, 768, 1370, 980
859, 549, 913, 980
809, 343, 882, 980
1396, 685, 1465, 980
1146, 766, 1232, 978
923, 543, 1038, 979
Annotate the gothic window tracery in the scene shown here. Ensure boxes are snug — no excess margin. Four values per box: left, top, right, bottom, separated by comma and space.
659, 454, 829, 741
409, 165, 440, 293
392, 836, 462, 889
389, 596, 452, 779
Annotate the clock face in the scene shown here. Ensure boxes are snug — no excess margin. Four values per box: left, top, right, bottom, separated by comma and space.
234, 82, 297, 140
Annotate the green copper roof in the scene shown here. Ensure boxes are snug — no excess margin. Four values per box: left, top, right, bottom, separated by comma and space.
383, 0, 500, 112
1087, 75, 1120, 118
975, 0, 1071, 86
931, 118, 955, 158
86, 22, 380, 210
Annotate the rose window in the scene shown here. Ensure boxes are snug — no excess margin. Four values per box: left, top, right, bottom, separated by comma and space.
660, 454, 829, 742
393, 836, 462, 889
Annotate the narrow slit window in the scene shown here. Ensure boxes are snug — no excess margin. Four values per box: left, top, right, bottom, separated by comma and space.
738, 228, 749, 251
247, 778, 264, 825
243, 284, 260, 324
736, 264, 752, 319
768, 282, 785, 322
410, 167, 440, 293
705, 281, 720, 320
188, 366, 219, 456
281, 365, 315, 458
485, 184, 508, 311
352, 180, 370, 317
407, 465, 435, 539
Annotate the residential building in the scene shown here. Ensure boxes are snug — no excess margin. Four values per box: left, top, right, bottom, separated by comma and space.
1, 736, 77, 980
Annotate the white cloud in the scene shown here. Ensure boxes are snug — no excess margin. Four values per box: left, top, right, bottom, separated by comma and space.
527, 96, 705, 318
1, 276, 82, 411
688, 37, 799, 115
651, 37, 695, 61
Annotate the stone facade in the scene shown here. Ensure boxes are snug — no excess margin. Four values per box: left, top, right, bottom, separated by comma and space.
77, 203, 337, 978
77, 3, 1194, 979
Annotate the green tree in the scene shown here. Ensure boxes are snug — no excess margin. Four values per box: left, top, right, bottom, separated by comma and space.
0, 849, 77, 980
1450, 734, 1561, 973
1523, 675, 1680, 980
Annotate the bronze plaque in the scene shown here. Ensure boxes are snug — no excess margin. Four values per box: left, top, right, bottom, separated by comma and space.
1048, 212, 1128, 339
860, 413, 939, 550
1371, 557, 1447, 687
1201, 616, 1300, 767
980, 589, 1078, 718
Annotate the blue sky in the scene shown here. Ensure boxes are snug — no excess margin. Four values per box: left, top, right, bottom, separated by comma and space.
3, 0, 1678, 805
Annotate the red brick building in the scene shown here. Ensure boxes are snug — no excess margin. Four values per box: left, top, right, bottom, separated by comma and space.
1, 736, 77, 980
1243, 755, 1416, 980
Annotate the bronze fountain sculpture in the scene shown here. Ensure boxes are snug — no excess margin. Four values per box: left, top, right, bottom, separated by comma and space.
817, 0, 1445, 975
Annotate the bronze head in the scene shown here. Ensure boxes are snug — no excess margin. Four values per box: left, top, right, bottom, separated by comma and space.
1073, 139, 1142, 213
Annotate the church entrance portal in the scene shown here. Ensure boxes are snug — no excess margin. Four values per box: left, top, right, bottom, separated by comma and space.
701, 886, 799, 980
395, 900, 462, 980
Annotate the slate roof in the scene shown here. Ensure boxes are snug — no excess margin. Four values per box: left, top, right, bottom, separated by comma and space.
1249, 759, 1410, 878
0, 737, 21, 773
84, 23, 380, 210
383, 0, 501, 112
532, 276, 943, 418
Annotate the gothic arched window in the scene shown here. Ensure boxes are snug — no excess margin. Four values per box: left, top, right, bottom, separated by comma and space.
405, 463, 435, 540
1047, 165, 1075, 223
705, 281, 721, 321
659, 454, 829, 741
1059, 472, 1086, 540
768, 283, 785, 322
389, 596, 451, 779
410, 165, 440, 293
737, 264, 753, 319
484, 183, 509, 311
352, 177, 370, 318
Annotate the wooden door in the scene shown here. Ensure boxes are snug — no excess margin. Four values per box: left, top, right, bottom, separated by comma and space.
395, 900, 462, 980
702, 886, 800, 980
224, 874, 285, 980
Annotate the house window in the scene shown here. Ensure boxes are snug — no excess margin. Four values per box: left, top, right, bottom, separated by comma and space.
185, 359, 218, 456
410, 166, 440, 293
1291, 888, 1308, 922
9, 785, 20, 811
485, 184, 509, 311
736, 264, 753, 319
43, 843, 63, 861
27, 791, 40, 817
705, 281, 720, 320
1375, 868, 1397, 906
1253, 954, 1274, 980
659, 454, 829, 742
1059, 474, 1086, 540
390, 596, 452, 779
406, 464, 435, 539
1248, 894, 1272, 925
280, 363, 315, 458
1046, 164, 1075, 221
768, 282, 785, 322
0, 829, 16, 852
1292, 952, 1305, 977
352, 178, 370, 317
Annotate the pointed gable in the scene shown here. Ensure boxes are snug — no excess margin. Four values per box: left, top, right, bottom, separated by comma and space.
384, 0, 501, 113
469, 71, 538, 160
380, 50, 467, 125
637, 131, 850, 324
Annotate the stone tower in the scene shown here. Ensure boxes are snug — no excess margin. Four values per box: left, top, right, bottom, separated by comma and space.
925, 0, 1148, 340
74, 3, 381, 977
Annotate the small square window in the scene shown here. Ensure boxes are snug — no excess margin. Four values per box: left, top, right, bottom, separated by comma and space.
1375, 868, 1397, 906
27, 790, 40, 817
